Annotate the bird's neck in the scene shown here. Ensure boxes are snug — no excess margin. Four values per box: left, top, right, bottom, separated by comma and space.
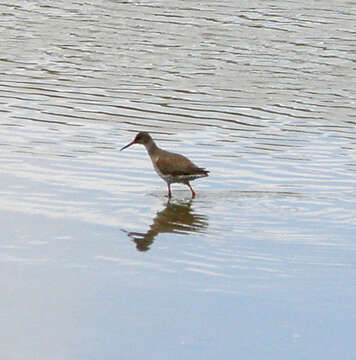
144, 140, 159, 156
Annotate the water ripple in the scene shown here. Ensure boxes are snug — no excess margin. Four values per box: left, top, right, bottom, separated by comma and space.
0, 0, 355, 291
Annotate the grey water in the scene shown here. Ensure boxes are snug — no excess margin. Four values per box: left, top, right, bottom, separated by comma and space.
0, 0, 355, 359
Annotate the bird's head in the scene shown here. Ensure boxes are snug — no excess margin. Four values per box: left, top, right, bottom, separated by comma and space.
120, 132, 152, 151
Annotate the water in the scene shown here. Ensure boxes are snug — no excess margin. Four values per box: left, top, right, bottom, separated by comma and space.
1, 1, 355, 359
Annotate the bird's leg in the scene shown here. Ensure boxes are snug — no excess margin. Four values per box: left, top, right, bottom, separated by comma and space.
167, 184, 172, 198
187, 183, 195, 198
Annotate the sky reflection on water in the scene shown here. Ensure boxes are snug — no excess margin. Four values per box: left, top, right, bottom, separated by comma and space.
1, 0, 355, 359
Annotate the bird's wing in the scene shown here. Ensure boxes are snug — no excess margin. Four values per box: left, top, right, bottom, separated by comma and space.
156, 152, 208, 176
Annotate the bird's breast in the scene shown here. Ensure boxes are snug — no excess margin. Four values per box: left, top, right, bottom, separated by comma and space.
151, 155, 167, 180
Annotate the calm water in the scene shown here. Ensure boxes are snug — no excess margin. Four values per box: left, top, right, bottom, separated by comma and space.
1, 0, 355, 359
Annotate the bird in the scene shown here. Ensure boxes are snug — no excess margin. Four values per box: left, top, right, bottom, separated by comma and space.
120, 132, 209, 198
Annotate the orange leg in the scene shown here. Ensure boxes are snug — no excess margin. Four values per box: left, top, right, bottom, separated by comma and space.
187, 183, 195, 198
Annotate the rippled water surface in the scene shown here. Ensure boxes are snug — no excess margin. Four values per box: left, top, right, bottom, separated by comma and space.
1, 1, 355, 359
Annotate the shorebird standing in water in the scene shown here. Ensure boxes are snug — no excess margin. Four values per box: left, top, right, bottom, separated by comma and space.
120, 132, 209, 198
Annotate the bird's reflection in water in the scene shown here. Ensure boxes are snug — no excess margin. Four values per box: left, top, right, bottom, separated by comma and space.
126, 200, 208, 251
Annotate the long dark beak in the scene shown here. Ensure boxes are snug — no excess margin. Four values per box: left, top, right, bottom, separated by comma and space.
120, 140, 136, 151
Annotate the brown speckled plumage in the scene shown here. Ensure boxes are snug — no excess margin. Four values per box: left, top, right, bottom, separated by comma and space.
121, 132, 209, 198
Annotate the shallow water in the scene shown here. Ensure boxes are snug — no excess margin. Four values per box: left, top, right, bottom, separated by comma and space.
1, 1, 355, 359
